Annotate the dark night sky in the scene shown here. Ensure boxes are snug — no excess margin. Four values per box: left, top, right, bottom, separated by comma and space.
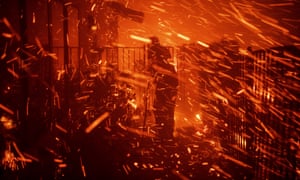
118, 0, 300, 48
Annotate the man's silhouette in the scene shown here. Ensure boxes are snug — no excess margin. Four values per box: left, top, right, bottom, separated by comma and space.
148, 37, 178, 141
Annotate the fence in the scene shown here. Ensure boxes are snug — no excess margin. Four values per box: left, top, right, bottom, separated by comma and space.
251, 46, 299, 179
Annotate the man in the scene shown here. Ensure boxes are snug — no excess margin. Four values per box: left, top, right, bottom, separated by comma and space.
148, 36, 178, 141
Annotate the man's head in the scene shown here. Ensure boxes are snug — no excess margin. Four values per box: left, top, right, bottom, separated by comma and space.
149, 36, 160, 45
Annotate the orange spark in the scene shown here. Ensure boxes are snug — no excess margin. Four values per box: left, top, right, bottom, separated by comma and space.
0, 104, 14, 115
177, 33, 190, 41
129, 35, 151, 43
197, 40, 209, 48
150, 5, 166, 13
85, 112, 110, 133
